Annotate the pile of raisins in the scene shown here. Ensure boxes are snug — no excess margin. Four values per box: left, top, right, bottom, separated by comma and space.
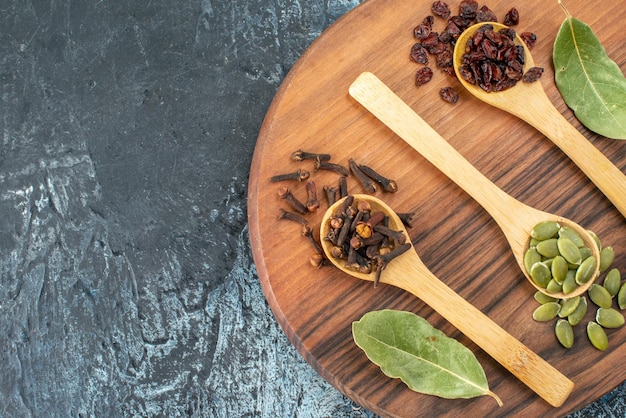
409, 1, 541, 103
458, 24, 544, 92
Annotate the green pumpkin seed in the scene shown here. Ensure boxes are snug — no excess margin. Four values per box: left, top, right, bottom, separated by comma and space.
551, 255, 569, 284
599, 246, 615, 272
578, 246, 592, 261
575, 256, 597, 285
532, 221, 560, 240
524, 247, 542, 274
587, 229, 601, 251
558, 226, 585, 247
555, 319, 574, 348
542, 258, 554, 269
618, 281, 626, 310
558, 237, 582, 264
587, 322, 608, 351
559, 296, 580, 318
546, 279, 563, 294
532, 302, 561, 321
562, 270, 578, 295
603, 268, 621, 297
568, 296, 588, 326
530, 262, 552, 288
596, 308, 625, 328
589, 284, 612, 308
537, 238, 560, 258
534, 291, 557, 304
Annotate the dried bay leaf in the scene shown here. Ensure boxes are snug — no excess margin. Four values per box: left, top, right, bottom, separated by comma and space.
352, 310, 502, 406
553, 1, 626, 139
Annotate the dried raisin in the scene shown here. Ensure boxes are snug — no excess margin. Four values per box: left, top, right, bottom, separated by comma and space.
522, 66, 544, 83
439, 87, 459, 103
410, 43, 429, 64
414, 16, 434, 40
520, 31, 537, 49
458, 0, 478, 20
503, 8, 520, 26
415, 67, 434, 86
431, 1, 451, 18
476, 5, 497, 23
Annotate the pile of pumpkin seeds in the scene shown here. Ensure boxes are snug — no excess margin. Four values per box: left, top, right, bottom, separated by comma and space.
531, 228, 626, 350
523, 221, 602, 295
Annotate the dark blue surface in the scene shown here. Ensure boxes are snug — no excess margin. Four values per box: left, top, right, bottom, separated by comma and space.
0, 1, 623, 416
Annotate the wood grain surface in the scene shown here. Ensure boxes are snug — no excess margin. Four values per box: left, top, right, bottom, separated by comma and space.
248, 0, 626, 416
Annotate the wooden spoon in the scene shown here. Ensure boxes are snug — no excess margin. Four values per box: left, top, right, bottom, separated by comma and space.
320, 194, 574, 408
453, 22, 626, 219
348, 71, 599, 299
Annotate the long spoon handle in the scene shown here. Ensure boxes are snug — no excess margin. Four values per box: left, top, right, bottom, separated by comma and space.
349, 72, 537, 233
515, 92, 626, 219
387, 250, 574, 407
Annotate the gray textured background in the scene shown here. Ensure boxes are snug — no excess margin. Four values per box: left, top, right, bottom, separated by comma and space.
0, 0, 623, 416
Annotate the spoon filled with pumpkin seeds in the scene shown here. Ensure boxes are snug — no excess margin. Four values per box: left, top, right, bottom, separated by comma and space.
320, 193, 574, 408
452, 22, 626, 219
349, 71, 600, 299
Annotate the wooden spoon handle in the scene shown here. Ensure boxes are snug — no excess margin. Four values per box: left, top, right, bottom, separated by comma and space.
518, 97, 626, 219
349, 72, 534, 229
387, 250, 574, 407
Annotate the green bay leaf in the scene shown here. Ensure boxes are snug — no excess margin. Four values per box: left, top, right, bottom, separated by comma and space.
553, 6, 626, 139
352, 310, 502, 405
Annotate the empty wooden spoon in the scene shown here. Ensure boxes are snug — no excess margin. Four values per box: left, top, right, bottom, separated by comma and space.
320, 194, 574, 407
453, 22, 626, 219
348, 71, 599, 299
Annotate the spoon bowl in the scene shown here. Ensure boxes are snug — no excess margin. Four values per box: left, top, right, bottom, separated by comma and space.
320, 194, 574, 408
349, 71, 600, 298
453, 22, 626, 219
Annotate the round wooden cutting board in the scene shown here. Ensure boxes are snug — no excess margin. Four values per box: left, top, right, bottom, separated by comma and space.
248, 0, 626, 416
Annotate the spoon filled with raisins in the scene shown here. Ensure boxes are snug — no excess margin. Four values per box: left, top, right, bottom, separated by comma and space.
452, 22, 626, 219
349, 71, 599, 299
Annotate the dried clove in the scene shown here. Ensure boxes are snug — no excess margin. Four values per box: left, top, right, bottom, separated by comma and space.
330, 245, 345, 259
396, 212, 416, 229
358, 164, 398, 193
350, 200, 372, 232
355, 211, 385, 239
339, 176, 348, 198
338, 194, 355, 214
291, 150, 331, 162
305, 180, 320, 212
278, 208, 308, 225
310, 253, 332, 268
374, 224, 407, 245
335, 211, 354, 253
270, 168, 310, 182
277, 186, 308, 214
314, 158, 349, 177
323, 185, 338, 206
302, 225, 323, 254
373, 243, 412, 286
351, 232, 385, 250
329, 216, 344, 230
349, 159, 378, 193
